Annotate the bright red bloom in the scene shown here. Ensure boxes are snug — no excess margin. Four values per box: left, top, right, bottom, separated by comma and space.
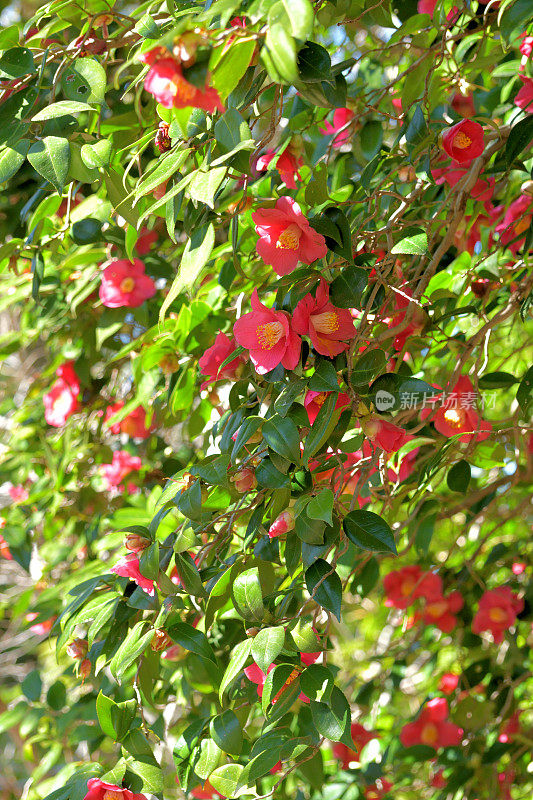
423, 589, 464, 632
252, 197, 327, 276
438, 673, 459, 694
431, 770, 447, 789
135, 227, 158, 255
499, 711, 521, 743
105, 402, 155, 439
472, 586, 524, 643
8, 484, 29, 503
140, 49, 224, 113
400, 698, 463, 749
320, 107, 354, 148
304, 390, 350, 424
436, 166, 495, 203
389, 289, 425, 351
56, 361, 80, 393
421, 375, 492, 442
99, 258, 156, 308
198, 332, 245, 387
191, 782, 223, 799
514, 75, 533, 110
494, 194, 533, 253
256, 147, 304, 190
361, 416, 409, 454
520, 33, 533, 60
268, 509, 295, 538
100, 450, 142, 489
44, 380, 79, 427
83, 778, 147, 800
110, 553, 155, 596
25, 613, 56, 635
442, 120, 484, 164
244, 662, 274, 698
364, 779, 393, 800
0, 534, 12, 560
233, 289, 301, 374
451, 92, 475, 117
383, 566, 436, 609
293, 279, 356, 357
333, 722, 379, 767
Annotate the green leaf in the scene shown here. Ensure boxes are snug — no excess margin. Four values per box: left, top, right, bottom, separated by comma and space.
263, 415, 301, 463
109, 622, 153, 681
499, 0, 533, 43
391, 231, 428, 255
478, 371, 518, 389
0, 139, 30, 184
219, 638, 252, 701
343, 510, 397, 554
506, 115, 533, 168
447, 460, 471, 493
300, 664, 333, 702
255, 458, 291, 489
302, 392, 338, 465
308, 360, 340, 392
214, 108, 253, 154
166, 622, 216, 663
173, 552, 206, 597
310, 686, 354, 745
251, 626, 286, 672
61, 58, 106, 104
209, 764, 247, 798
288, 619, 319, 652
105, 168, 139, 227
135, 13, 160, 38
298, 42, 331, 82
160, 223, 215, 320
212, 38, 257, 100
21, 670, 42, 702
329, 265, 368, 309
189, 167, 226, 208
96, 692, 137, 741
81, 139, 113, 169
0, 47, 35, 79
516, 365, 533, 417
263, 23, 299, 84
295, 507, 325, 545
307, 488, 334, 526
28, 136, 71, 193
281, 0, 314, 39
360, 120, 383, 161
350, 349, 386, 388
135, 148, 190, 200
193, 738, 224, 780
406, 104, 428, 150
210, 710, 243, 755
32, 101, 96, 121
398, 377, 437, 406
305, 558, 342, 620
232, 567, 265, 621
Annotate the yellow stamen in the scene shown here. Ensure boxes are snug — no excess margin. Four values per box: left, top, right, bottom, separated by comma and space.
311, 311, 340, 334
256, 321, 284, 350
401, 579, 415, 596
454, 131, 472, 149
426, 600, 448, 617
120, 277, 136, 293
420, 723, 439, 746
443, 408, 467, 430
314, 393, 327, 408
103, 792, 123, 800
514, 216, 531, 236
276, 223, 301, 250
489, 607, 507, 623
170, 75, 197, 103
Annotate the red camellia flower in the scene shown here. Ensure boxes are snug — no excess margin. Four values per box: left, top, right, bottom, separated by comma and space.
304, 390, 350, 424
472, 586, 524, 643
0, 534, 12, 559
252, 197, 327, 276
135, 227, 158, 256
388, 289, 426, 351
364, 779, 393, 800
451, 91, 475, 117
494, 194, 533, 253
198, 332, 245, 387
333, 722, 379, 768
441, 120, 484, 164
400, 698, 463, 749
83, 778, 147, 800
256, 146, 304, 190
423, 588, 464, 632
436, 166, 495, 204
99, 258, 156, 308
421, 375, 492, 442
360, 415, 409, 454
110, 553, 155, 596
100, 450, 142, 490
233, 289, 301, 374
140, 48, 224, 113
292, 279, 356, 357
44, 360, 81, 427
319, 107, 355, 148
191, 782, 223, 800
514, 75, 533, 110
105, 402, 155, 439
244, 662, 273, 698
438, 673, 460, 694
383, 566, 438, 609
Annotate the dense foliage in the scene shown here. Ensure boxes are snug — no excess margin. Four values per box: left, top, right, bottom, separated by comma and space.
0, 1, 532, 800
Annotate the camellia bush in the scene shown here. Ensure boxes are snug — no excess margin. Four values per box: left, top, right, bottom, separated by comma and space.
1, 0, 533, 799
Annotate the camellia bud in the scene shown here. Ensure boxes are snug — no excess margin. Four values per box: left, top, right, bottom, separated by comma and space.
470, 278, 494, 298
125, 533, 151, 553
151, 628, 173, 652
160, 354, 179, 374
155, 122, 172, 153
231, 468, 257, 493
66, 638, 88, 660
268, 509, 296, 539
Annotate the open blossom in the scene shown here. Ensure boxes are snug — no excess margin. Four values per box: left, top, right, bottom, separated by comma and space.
439, 673, 459, 694
83, 778, 147, 800
472, 586, 524, 643
304, 390, 350, 424
383, 566, 439, 609
99, 258, 156, 308
100, 450, 142, 489
140, 48, 224, 113
494, 194, 533, 253
0, 534, 12, 560
293, 279, 356, 357
256, 145, 304, 190
422, 588, 464, 633
320, 107, 354, 148
361, 416, 409, 454
514, 75, 533, 110
233, 289, 301, 374
198, 332, 245, 387
268, 509, 295, 538
388, 289, 426, 351
333, 722, 379, 768
44, 360, 81, 427
442, 120, 484, 164
252, 197, 327, 276
105, 402, 155, 439
400, 698, 463, 749
421, 375, 492, 442
26, 613, 56, 635
111, 553, 155, 596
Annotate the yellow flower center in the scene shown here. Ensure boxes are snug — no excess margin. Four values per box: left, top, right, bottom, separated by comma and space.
489, 607, 507, 623
311, 311, 339, 334
514, 216, 531, 236
454, 131, 472, 149
103, 792, 123, 800
120, 277, 136, 293
443, 408, 467, 429
421, 722, 439, 746
170, 75, 197, 103
256, 321, 284, 350
314, 392, 327, 408
401, 579, 415, 596
426, 600, 448, 617
276, 223, 302, 250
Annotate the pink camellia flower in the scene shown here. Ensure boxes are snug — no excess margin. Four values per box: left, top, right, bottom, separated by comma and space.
231, 468, 257, 493
198, 332, 245, 388
472, 586, 524, 643
438, 673, 459, 694
333, 722, 379, 768
421, 375, 492, 442
44, 360, 81, 427
400, 698, 463, 750
256, 146, 304, 190
140, 48, 224, 113
105, 402, 155, 439
292, 279, 356, 357
83, 778, 147, 800
304, 390, 350, 424
111, 553, 155, 596
135, 227, 158, 256
100, 450, 142, 490
252, 197, 327, 276
99, 258, 156, 308
442, 120, 484, 164
360, 416, 409, 454
233, 289, 301, 374
494, 194, 533, 253
8, 484, 29, 503
514, 75, 533, 110
25, 613, 56, 635
268, 509, 295, 538
320, 107, 354, 148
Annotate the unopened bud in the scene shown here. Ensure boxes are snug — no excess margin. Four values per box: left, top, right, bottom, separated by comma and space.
268, 509, 295, 539
155, 122, 172, 153
471, 278, 494, 298
160, 354, 179, 375
125, 533, 151, 553
521, 180, 533, 197
66, 638, 88, 660
151, 629, 173, 652
79, 658, 91, 680
246, 627, 260, 636
231, 468, 257, 493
